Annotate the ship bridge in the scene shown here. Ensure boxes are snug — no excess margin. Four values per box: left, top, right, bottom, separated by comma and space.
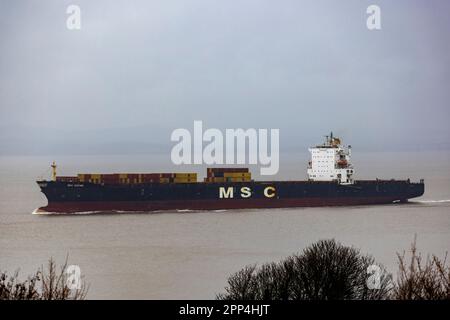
307, 132, 354, 185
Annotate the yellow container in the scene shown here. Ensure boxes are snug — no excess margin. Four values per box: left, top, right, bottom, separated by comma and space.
173, 178, 197, 183
174, 173, 197, 178
119, 178, 129, 184
223, 172, 251, 178
224, 177, 251, 182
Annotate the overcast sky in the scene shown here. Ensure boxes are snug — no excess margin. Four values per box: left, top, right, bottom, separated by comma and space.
0, 0, 449, 155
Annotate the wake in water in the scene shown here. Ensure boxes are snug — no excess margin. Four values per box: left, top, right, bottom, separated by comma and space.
413, 199, 450, 203
32, 208, 104, 215
32, 208, 200, 215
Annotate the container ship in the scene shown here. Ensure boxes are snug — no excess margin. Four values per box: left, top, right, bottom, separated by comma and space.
36, 133, 424, 213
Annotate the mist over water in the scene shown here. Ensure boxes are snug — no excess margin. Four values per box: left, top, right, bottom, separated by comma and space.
0, 152, 449, 299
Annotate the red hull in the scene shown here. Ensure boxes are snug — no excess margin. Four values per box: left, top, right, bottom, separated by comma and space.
36, 197, 402, 213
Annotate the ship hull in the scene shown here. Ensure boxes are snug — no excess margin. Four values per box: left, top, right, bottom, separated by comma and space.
37, 197, 407, 213
36, 180, 424, 213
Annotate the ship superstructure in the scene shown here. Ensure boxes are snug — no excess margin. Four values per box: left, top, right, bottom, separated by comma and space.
307, 132, 353, 184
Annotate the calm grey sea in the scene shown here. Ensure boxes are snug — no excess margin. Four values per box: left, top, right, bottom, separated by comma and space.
0, 152, 449, 299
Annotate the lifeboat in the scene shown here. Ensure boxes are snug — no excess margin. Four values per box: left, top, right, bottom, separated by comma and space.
337, 159, 348, 167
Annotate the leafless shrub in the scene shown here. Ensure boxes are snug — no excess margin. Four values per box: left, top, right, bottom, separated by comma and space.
216, 265, 258, 300
393, 239, 450, 300
217, 239, 392, 300
0, 257, 88, 300
291, 240, 391, 300
0, 270, 41, 300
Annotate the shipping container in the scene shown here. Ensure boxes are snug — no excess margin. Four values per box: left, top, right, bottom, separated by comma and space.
140, 173, 161, 178
173, 178, 197, 183
223, 172, 251, 178
206, 168, 249, 179
207, 168, 249, 174
102, 174, 120, 185
77, 174, 91, 182
56, 176, 79, 183
174, 173, 197, 178
204, 176, 251, 183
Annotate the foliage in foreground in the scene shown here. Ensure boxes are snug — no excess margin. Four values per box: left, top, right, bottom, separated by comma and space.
217, 239, 392, 300
0, 257, 88, 300
393, 241, 449, 300
217, 239, 450, 300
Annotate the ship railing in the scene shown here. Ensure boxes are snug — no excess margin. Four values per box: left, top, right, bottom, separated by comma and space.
357, 179, 424, 184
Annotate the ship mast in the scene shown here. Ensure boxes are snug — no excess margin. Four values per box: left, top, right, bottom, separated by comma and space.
51, 161, 57, 182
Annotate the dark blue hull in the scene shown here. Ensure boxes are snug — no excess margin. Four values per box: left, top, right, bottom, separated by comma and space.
36, 180, 425, 213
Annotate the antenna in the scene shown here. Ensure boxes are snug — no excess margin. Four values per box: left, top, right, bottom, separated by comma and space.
51, 161, 57, 182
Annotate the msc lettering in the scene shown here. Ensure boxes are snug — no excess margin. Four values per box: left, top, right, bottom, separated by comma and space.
219, 186, 276, 199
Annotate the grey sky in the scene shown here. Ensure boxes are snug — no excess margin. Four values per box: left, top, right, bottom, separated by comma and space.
0, 0, 449, 155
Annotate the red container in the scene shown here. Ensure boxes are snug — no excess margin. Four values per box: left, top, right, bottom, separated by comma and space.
142, 177, 159, 183
141, 173, 161, 178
